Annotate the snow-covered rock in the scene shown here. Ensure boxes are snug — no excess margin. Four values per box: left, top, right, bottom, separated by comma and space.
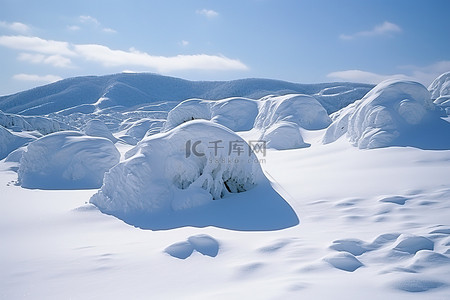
429, 71, 450, 114
83, 119, 118, 143
18, 131, 120, 189
323, 79, 439, 149
90, 120, 266, 215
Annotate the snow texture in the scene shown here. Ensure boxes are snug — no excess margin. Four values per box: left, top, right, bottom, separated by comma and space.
0, 126, 34, 160
18, 131, 120, 189
323, 79, 446, 149
0, 110, 67, 134
91, 120, 265, 214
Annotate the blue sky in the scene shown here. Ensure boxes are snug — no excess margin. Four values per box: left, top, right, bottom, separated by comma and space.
0, 0, 449, 95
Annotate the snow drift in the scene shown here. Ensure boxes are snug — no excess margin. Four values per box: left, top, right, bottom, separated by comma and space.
0, 126, 35, 160
323, 79, 444, 149
18, 131, 120, 189
90, 120, 299, 230
83, 119, 118, 143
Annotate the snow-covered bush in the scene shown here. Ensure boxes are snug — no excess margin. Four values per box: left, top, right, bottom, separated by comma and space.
90, 120, 265, 215
18, 131, 120, 189
254, 94, 330, 149
429, 71, 450, 114
83, 119, 118, 142
323, 79, 437, 148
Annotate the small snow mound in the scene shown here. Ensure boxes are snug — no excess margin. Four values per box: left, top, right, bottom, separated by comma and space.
0, 126, 34, 160
329, 239, 368, 256
323, 252, 363, 272
324, 79, 440, 148
164, 241, 194, 259
187, 234, 220, 257
261, 121, 309, 150
393, 235, 434, 254
90, 120, 265, 215
392, 278, 445, 292
18, 131, 120, 189
83, 119, 117, 142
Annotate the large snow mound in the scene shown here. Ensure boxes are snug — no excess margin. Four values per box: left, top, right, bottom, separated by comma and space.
83, 119, 118, 143
323, 79, 444, 149
429, 71, 450, 114
18, 131, 120, 189
91, 120, 265, 214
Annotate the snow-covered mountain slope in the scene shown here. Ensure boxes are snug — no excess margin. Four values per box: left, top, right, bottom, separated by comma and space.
0, 73, 373, 115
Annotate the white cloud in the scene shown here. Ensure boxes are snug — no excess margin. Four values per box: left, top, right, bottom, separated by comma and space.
181, 40, 189, 46
18, 53, 72, 68
12, 73, 62, 83
0, 21, 30, 34
327, 70, 412, 84
0, 34, 248, 73
77, 15, 116, 34
102, 27, 117, 34
196, 9, 219, 18
67, 25, 81, 31
0, 35, 76, 56
340, 21, 402, 40
79, 15, 100, 25
74, 44, 248, 72
327, 61, 450, 86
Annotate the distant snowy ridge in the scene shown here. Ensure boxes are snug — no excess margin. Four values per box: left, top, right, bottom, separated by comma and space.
0, 73, 373, 115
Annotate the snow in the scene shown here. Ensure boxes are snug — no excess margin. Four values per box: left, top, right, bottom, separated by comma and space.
18, 131, 120, 189
0, 125, 34, 160
323, 79, 449, 149
83, 119, 118, 142
429, 71, 450, 115
1, 72, 450, 299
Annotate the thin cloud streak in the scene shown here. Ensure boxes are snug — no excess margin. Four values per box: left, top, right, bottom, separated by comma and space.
340, 21, 402, 40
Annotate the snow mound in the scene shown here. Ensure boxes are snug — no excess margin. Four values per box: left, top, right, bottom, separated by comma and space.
393, 235, 434, 254
18, 131, 120, 189
323, 79, 442, 149
323, 252, 363, 272
91, 120, 265, 214
0, 110, 67, 134
163, 97, 258, 132
165, 234, 220, 259
83, 119, 118, 143
0, 126, 35, 160
164, 94, 329, 150
429, 71, 450, 114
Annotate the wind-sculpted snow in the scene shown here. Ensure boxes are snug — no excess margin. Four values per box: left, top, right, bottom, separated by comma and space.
18, 131, 120, 189
429, 71, 450, 115
90, 120, 299, 230
323, 79, 450, 149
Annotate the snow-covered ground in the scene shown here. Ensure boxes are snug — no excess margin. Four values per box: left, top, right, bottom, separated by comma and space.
1, 74, 450, 299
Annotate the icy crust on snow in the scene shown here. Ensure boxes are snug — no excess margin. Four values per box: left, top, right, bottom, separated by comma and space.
324, 79, 438, 149
429, 71, 450, 114
18, 131, 120, 189
90, 120, 265, 215
164, 94, 330, 150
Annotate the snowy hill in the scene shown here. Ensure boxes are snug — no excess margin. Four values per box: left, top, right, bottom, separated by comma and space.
0, 73, 373, 115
